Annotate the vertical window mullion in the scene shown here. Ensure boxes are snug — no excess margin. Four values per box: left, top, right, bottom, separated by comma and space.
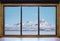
54, 6, 57, 36
21, 6, 22, 36
38, 6, 40, 36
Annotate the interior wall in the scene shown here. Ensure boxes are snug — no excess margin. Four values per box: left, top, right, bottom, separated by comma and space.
57, 4, 60, 37
0, 4, 60, 37
0, 4, 3, 37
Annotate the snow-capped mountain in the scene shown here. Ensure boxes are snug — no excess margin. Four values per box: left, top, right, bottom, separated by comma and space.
5, 19, 55, 31
40, 19, 55, 31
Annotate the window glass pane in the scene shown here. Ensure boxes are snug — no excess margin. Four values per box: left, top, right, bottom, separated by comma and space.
22, 7, 38, 35
40, 7, 56, 35
4, 7, 20, 35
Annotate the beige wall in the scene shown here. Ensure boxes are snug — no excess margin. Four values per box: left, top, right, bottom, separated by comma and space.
57, 4, 60, 36
0, 4, 60, 37
0, 4, 3, 36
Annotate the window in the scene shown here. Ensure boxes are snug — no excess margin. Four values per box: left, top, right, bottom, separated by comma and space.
39, 6, 56, 35
22, 7, 38, 35
4, 5, 56, 36
4, 6, 21, 35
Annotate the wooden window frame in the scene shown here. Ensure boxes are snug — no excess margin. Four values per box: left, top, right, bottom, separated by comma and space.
3, 4, 57, 37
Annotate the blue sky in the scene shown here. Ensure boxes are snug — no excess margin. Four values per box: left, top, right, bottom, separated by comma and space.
5, 7, 20, 25
22, 7, 38, 23
40, 7, 56, 26
5, 6, 56, 26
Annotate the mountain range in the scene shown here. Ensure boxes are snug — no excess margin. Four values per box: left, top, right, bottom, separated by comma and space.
5, 19, 55, 31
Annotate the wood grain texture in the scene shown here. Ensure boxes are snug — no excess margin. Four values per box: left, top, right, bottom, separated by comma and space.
0, 4, 3, 37
57, 4, 60, 37
3, 4, 57, 6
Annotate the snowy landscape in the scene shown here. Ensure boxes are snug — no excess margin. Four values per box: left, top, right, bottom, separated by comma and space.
5, 19, 56, 35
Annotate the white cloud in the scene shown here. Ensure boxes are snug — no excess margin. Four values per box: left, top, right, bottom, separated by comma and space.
40, 19, 55, 29
5, 19, 55, 30
5, 24, 13, 27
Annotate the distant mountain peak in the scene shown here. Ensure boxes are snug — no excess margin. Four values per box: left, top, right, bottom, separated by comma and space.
5, 19, 54, 28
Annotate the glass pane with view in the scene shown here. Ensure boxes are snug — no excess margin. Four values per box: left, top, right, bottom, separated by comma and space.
4, 7, 21, 35
22, 7, 38, 35
40, 7, 56, 35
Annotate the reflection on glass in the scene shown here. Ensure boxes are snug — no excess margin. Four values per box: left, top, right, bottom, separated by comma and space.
4, 7, 20, 35
22, 7, 38, 35
40, 7, 56, 35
